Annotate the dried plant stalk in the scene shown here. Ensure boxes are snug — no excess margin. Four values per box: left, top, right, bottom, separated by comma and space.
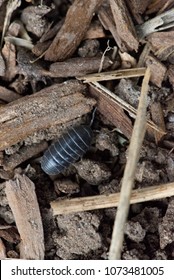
51, 182, 174, 215
5, 174, 44, 259
78, 67, 146, 82
109, 67, 151, 260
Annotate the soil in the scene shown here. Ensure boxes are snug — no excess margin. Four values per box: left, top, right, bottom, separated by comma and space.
0, 0, 174, 260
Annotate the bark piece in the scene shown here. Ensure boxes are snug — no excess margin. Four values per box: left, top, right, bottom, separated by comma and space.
3, 141, 48, 171
145, 55, 167, 87
84, 20, 105, 40
0, 80, 95, 150
1, 41, 17, 81
0, 238, 6, 259
147, 31, 174, 61
21, 5, 51, 38
89, 83, 133, 139
49, 56, 112, 77
147, 0, 174, 14
167, 64, 174, 89
150, 102, 166, 143
44, 0, 103, 61
0, 86, 21, 102
109, 0, 139, 51
0, 0, 8, 32
0, 226, 20, 243
125, 0, 151, 24
159, 198, 174, 249
5, 174, 44, 259
0, 53, 5, 76
98, 5, 126, 52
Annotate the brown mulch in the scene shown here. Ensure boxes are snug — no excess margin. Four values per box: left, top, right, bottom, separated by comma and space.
0, 0, 174, 260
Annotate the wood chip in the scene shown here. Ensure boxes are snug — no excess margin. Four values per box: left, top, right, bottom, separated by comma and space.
109, 0, 139, 51
0, 80, 95, 150
150, 102, 166, 143
3, 141, 48, 171
145, 54, 167, 87
84, 20, 105, 40
89, 82, 133, 139
0, 226, 20, 243
49, 56, 112, 78
125, 0, 151, 24
147, 0, 174, 14
167, 64, 174, 89
0, 53, 5, 76
98, 5, 126, 52
44, 0, 103, 61
5, 174, 44, 259
0, 238, 6, 259
147, 31, 174, 61
0, 85, 21, 102
1, 41, 17, 80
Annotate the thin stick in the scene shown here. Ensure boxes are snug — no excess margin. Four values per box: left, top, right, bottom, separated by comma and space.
51, 182, 174, 215
77, 67, 146, 82
109, 67, 151, 260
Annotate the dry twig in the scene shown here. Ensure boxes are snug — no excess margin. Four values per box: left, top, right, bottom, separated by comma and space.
51, 182, 174, 215
78, 67, 146, 82
109, 67, 151, 260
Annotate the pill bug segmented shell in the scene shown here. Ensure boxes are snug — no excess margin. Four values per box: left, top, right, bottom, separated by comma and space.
41, 125, 93, 175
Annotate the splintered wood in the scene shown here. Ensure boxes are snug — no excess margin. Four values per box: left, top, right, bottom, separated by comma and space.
0, 81, 95, 150
109, 0, 139, 51
5, 174, 44, 259
44, 0, 104, 61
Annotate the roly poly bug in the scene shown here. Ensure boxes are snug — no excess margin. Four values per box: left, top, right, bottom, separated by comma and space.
41, 109, 96, 175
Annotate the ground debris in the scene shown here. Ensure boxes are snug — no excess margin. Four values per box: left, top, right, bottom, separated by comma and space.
54, 211, 102, 259
21, 5, 51, 38
5, 174, 45, 259
50, 56, 112, 78
159, 198, 174, 249
44, 0, 104, 61
0, 80, 95, 150
74, 159, 111, 185
109, 0, 139, 51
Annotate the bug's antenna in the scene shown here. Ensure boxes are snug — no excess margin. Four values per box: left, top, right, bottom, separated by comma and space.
90, 107, 97, 126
